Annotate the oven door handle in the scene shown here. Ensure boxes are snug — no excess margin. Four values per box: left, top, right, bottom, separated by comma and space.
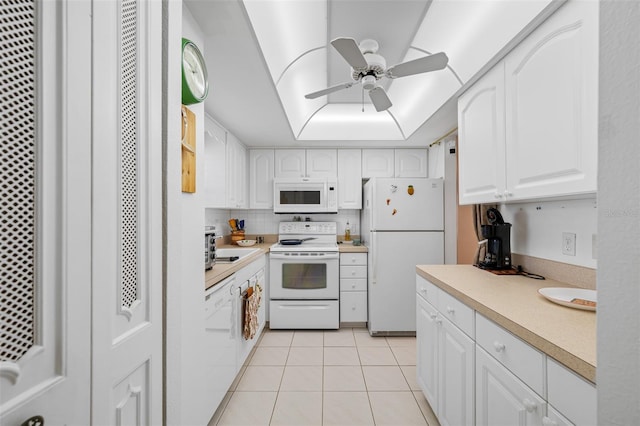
269, 252, 339, 260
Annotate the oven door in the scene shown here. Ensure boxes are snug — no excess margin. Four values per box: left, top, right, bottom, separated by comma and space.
269, 251, 339, 299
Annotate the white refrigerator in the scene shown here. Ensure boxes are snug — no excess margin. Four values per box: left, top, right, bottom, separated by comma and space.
361, 178, 444, 335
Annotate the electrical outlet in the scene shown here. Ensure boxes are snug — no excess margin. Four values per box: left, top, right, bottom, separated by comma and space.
562, 232, 576, 256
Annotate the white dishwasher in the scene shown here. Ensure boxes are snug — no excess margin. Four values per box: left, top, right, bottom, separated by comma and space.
204, 275, 236, 411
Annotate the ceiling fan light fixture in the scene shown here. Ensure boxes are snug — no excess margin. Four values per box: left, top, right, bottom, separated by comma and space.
361, 75, 377, 90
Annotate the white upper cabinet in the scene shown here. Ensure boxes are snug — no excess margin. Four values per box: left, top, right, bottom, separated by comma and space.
362, 149, 394, 178
337, 149, 362, 209
457, 0, 598, 205
274, 149, 306, 178
249, 149, 275, 209
274, 149, 337, 178
225, 133, 248, 209
504, 0, 598, 201
395, 149, 428, 178
306, 149, 337, 177
363, 149, 428, 178
203, 116, 227, 208
458, 63, 507, 205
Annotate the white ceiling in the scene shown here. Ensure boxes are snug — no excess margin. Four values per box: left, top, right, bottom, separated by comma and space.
185, 0, 557, 148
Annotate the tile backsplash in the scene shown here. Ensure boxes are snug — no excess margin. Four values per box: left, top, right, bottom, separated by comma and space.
205, 208, 360, 238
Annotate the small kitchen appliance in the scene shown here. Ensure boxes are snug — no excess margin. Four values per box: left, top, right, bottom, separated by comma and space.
204, 226, 220, 270
478, 208, 512, 270
361, 178, 444, 335
269, 221, 339, 329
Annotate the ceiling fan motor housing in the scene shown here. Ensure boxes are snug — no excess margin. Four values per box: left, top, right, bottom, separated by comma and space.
351, 53, 386, 81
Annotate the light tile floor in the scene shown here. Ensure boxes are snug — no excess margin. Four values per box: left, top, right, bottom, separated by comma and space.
208, 327, 440, 426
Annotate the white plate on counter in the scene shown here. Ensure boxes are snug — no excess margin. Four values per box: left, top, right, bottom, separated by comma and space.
538, 287, 597, 311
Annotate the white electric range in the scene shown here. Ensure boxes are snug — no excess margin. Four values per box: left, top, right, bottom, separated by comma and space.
269, 222, 339, 329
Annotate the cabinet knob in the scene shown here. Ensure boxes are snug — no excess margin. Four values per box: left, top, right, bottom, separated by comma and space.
429, 313, 437, 320
542, 417, 558, 426
351, 271, 356, 276
351, 284, 356, 289
446, 306, 455, 315
493, 341, 506, 352
494, 193, 503, 199
352, 305, 356, 310
523, 398, 537, 413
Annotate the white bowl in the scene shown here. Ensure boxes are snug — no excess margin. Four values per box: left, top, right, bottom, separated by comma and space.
236, 239, 257, 247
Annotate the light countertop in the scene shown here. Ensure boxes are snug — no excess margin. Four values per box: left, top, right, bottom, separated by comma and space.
416, 265, 596, 383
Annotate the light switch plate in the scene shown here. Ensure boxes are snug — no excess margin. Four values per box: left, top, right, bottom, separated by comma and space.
562, 232, 576, 256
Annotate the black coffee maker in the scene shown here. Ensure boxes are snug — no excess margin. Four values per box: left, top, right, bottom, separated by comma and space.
479, 208, 512, 270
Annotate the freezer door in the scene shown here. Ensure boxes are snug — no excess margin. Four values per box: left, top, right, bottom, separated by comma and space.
372, 178, 443, 231
368, 231, 444, 334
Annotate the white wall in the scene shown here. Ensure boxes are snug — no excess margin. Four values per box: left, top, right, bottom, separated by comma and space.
597, 1, 640, 423
500, 198, 598, 269
165, 4, 212, 426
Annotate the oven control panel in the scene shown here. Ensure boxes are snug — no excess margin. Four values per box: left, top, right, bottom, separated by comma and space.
278, 221, 337, 235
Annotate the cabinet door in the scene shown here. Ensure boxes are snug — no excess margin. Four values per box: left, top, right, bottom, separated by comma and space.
249, 149, 274, 209
362, 149, 394, 178
417, 295, 440, 414
226, 135, 247, 208
457, 62, 507, 205
438, 316, 475, 426
275, 149, 306, 178
338, 149, 362, 209
395, 149, 428, 177
306, 149, 337, 177
476, 346, 545, 426
504, 0, 598, 201
204, 116, 227, 208
339, 291, 367, 322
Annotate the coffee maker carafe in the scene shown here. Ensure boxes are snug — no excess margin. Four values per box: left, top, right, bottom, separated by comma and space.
479, 208, 512, 270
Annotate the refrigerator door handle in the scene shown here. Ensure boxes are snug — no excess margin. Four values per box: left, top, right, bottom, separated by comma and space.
371, 234, 376, 285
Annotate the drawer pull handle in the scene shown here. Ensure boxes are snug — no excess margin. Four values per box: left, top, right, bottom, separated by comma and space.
493, 341, 506, 352
446, 306, 455, 315
523, 399, 537, 413
542, 417, 558, 426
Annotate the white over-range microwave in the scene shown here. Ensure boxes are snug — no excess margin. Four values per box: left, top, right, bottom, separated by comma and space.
273, 177, 338, 214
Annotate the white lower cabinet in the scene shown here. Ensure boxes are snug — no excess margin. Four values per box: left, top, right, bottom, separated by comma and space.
340, 253, 367, 323
416, 276, 475, 426
416, 273, 596, 426
476, 346, 545, 426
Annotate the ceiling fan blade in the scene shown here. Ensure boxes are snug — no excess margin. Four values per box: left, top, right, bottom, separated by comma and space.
386, 52, 449, 78
369, 86, 392, 112
331, 37, 368, 69
305, 82, 354, 99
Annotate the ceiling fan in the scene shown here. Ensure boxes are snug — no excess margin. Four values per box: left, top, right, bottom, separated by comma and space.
305, 37, 449, 112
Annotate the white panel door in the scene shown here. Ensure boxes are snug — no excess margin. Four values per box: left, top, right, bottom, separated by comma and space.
476, 347, 545, 426
438, 316, 475, 426
1, 1, 91, 424
416, 296, 440, 414
91, 0, 163, 424
371, 178, 444, 231
275, 149, 306, 177
362, 149, 394, 178
249, 149, 275, 209
306, 149, 337, 177
504, 0, 598, 200
337, 149, 362, 209
395, 149, 428, 177
457, 62, 507, 205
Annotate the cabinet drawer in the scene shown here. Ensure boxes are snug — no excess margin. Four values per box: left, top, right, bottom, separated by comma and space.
341, 278, 367, 292
437, 289, 474, 339
416, 275, 439, 306
476, 313, 546, 397
341, 265, 366, 279
340, 292, 367, 322
547, 358, 596, 426
340, 253, 367, 265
